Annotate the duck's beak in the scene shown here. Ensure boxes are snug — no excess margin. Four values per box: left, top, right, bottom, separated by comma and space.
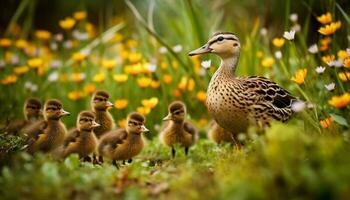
189, 44, 212, 56
92, 121, 100, 128
60, 109, 70, 116
162, 113, 172, 121
106, 101, 114, 107
141, 125, 149, 133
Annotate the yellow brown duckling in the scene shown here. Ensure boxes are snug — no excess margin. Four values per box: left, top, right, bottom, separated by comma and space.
159, 101, 198, 158
98, 112, 148, 167
6, 97, 42, 135
189, 32, 296, 134
24, 99, 70, 154
62, 111, 100, 162
91, 90, 115, 138
207, 120, 234, 145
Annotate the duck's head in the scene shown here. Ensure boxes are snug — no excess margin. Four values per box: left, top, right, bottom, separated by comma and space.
77, 111, 100, 131
91, 90, 113, 111
23, 97, 42, 121
163, 101, 186, 123
44, 99, 70, 120
126, 112, 149, 134
189, 32, 240, 59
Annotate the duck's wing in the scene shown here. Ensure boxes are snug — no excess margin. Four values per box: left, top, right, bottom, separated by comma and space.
184, 121, 199, 142
111, 129, 128, 148
22, 120, 48, 139
63, 128, 80, 147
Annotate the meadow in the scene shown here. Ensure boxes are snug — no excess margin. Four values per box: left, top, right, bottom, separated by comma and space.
0, 0, 350, 199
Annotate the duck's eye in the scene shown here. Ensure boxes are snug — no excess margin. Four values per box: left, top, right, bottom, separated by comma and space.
218, 36, 224, 41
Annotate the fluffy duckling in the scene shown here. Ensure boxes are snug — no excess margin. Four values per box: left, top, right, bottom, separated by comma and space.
91, 90, 115, 138
6, 98, 42, 135
207, 120, 234, 145
24, 99, 70, 154
98, 112, 148, 167
62, 111, 100, 161
159, 101, 198, 157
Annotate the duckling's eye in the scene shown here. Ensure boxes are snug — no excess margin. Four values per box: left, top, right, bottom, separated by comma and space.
233, 43, 238, 47
218, 36, 224, 42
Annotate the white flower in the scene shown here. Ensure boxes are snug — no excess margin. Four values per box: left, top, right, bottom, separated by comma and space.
201, 60, 211, 69
328, 59, 343, 68
54, 34, 63, 41
172, 45, 183, 53
73, 30, 88, 41
48, 71, 59, 82
290, 13, 298, 22
325, 83, 335, 91
347, 48, 350, 56
50, 60, 62, 69
283, 30, 295, 40
274, 51, 282, 59
291, 100, 306, 112
0, 60, 5, 69
315, 66, 326, 74
63, 40, 73, 49
80, 49, 91, 56
308, 44, 318, 54
31, 84, 38, 92
24, 81, 38, 92
147, 64, 157, 72
199, 68, 206, 77
291, 24, 301, 32
50, 42, 58, 51
11, 55, 19, 65
260, 28, 267, 36
159, 46, 167, 54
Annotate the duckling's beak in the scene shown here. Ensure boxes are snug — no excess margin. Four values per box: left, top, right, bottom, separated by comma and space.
141, 125, 149, 133
60, 109, 70, 116
189, 44, 212, 56
106, 101, 114, 107
92, 121, 100, 128
162, 113, 172, 121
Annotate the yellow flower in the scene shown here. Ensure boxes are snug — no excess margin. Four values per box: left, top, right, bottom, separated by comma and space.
73, 11, 87, 21
27, 58, 43, 69
261, 57, 275, 68
14, 66, 29, 76
150, 80, 160, 89
72, 52, 86, 63
318, 21, 342, 35
197, 91, 206, 103
291, 68, 307, 85
84, 84, 96, 95
137, 77, 152, 88
59, 17, 76, 30
124, 63, 143, 75
126, 39, 138, 48
35, 30, 51, 40
93, 73, 106, 83
160, 61, 167, 70
118, 119, 126, 128
320, 117, 333, 129
328, 93, 350, 109
128, 52, 142, 63
1, 75, 17, 85
256, 51, 264, 59
338, 50, 349, 60
68, 91, 85, 101
320, 37, 332, 46
113, 74, 128, 83
85, 23, 96, 38
272, 38, 285, 48
0, 38, 12, 48
141, 97, 159, 109
178, 77, 195, 91
163, 74, 172, 84
101, 59, 116, 70
321, 55, 335, 64
137, 106, 151, 116
15, 39, 28, 49
111, 33, 124, 43
338, 72, 350, 82
172, 61, 178, 70
70, 73, 85, 83
343, 58, 350, 68
316, 12, 332, 24
114, 99, 128, 110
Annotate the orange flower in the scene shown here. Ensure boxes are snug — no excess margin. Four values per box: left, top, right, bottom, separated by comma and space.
35, 30, 51, 40
197, 91, 206, 103
163, 74, 173, 84
338, 72, 350, 82
316, 12, 332, 24
0, 38, 12, 48
15, 39, 28, 49
137, 77, 152, 88
84, 84, 96, 94
320, 117, 333, 129
14, 66, 29, 76
291, 69, 307, 85
70, 73, 85, 83
272, 38, 285, 48
68, 91, 85, 101
118, 119, 126, 128
113, 74, 128, 83
59, 17, 76, 30
321, 55, 335, 64
318, 21, 342, 35
137, 106, 151, 115
73, 11, 87, 21
328, 93, 350, 109
114, 99, 128, 110
343, 58, 350, 68
1, 75, 17, 85
178, 77, 195, 91
150, 80, 160, 89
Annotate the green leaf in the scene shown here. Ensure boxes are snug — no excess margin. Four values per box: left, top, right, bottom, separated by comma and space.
330, 113, 349, 127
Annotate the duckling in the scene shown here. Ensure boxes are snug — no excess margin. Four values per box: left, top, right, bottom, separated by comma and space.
189, 32, 296, 134
6, 97, 42, 135
62, 111, 100, 161
24, 99, 70, 154
98, 112, 148, 167
91, 90, 115, 138
159, 101, 198, 158
207, 120, 235, 145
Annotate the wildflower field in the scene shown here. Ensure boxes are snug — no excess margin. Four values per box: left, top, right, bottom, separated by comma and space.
0, 0, 350, 199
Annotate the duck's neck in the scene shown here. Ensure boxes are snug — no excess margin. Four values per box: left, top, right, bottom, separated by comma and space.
217, 55, 239, 78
